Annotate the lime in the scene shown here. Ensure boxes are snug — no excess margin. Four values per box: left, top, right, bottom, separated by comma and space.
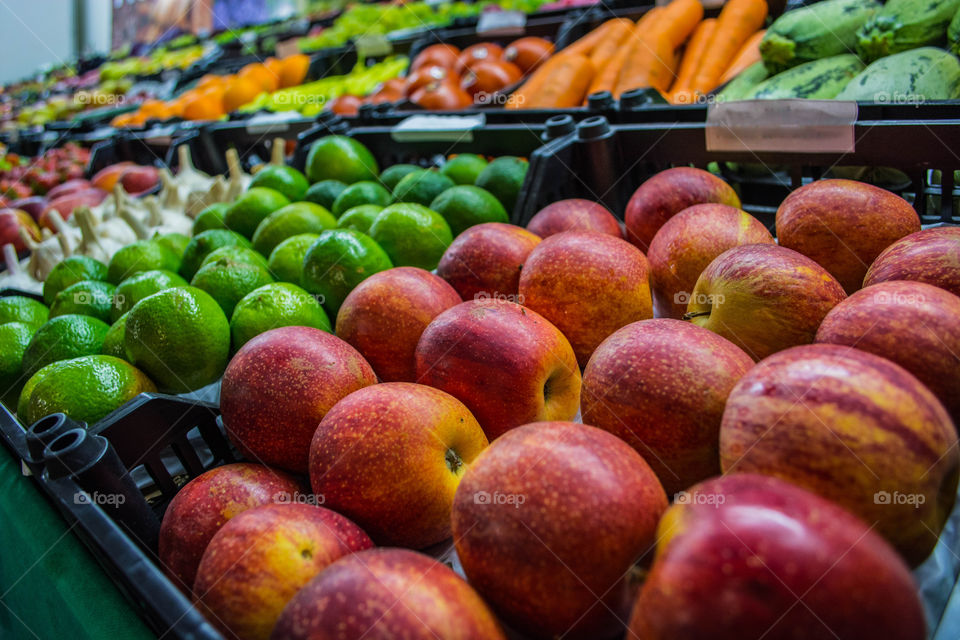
475, 156, 528, 212
224, 187, 291, 239
101, 312, 129, 360
124, 286, 230, 393
441, 154, 488, 185
430, 185, 509, 236
392, 170, 455, 207
107, 240, 181, 285
305, 135, 379, 185
190, 258, 275, 318
49, 280, 117, 323
249, 165, 309, 201
0, 322, 35, 407
303, 180, 347, 210
268, 233, 319, 284
156, 232, 190, 257
193, 202, 231, 234
336, 205, 383, 235
113, 270, 188, 321
22, 314, 110, 378
179, 230, 252, 280
17, 355, 155, 425
368, 203, 453, 271
379, 164, 421, 192
43, 256, 108, 306
200, 246, 270, 272
251, 202, 337, 256
301, 230, 393, 317
0, 296, 49, 329
230, 282, 331, 350
331, 181, 393, 217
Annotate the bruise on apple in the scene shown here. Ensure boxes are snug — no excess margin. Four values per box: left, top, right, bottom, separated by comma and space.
864, 226, 960, 298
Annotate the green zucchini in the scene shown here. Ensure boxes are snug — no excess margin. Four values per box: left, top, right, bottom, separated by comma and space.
760, 0, 880, 73
949, 5, 960, 55
856, 0, 960, 61
716, 61, 769, 101
836, 47, 960, 101
744, 54, 865, 99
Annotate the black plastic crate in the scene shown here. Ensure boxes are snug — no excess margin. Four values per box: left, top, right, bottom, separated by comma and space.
86, 124, 202, 175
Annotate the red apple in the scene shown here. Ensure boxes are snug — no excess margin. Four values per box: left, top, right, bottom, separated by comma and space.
39, 188, 108, 229
686, 243, 846, 360
864, 226, 960, 297
625, 167, 740, 251
9, 196, 47, 221
815, 280, 960, 425
90, 161, 135, 192
647, 203, 774, 319
271, 548, 505, 640
519, 231, 653, 366
415, 299, 581, 440
220, 326, 378, 473
629, 473, 926, 640
776, 179, 921, 294
526, 198, 622, 239
194, 503, 372, 640
436, 222, 540, 301
720, 343, 959, 565
452, 421, 668, 639
0, 208, 40, 252
45, 178, 91, 201
120, 165, 160, 195
581, 319, 753, 495
335, 267, 461, 382
158, 463, 302, 592
309, 382, 488, 548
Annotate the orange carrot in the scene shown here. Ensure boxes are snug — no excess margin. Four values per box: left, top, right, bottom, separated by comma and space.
585, 26, 638, 98
689, 0, 768, 95
668, 18, 717, 98
656, 0, 705, 49
613, 30, 675, 96
562, 18, 621, 58
508, 54, 566, 109
720, 29, 765, 84
634, 6, 663, 34
588, 19, 635, 72
524, 54, 594, 108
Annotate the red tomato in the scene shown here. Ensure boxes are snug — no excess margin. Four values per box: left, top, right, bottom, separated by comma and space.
456, 43, 504, 75
404, 65, 452, 96
410, 80, 473, 111
461, 60, 523, 100
411, 44, 461, 71
328, 95, 362, 116
503, 37, 554, 73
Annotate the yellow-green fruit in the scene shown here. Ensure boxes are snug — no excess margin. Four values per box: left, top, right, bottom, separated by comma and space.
230, 282, 331, 350
441, 154, 488, 185
0, 322, 35, 407
113, 270, 188, 321
43, 256, 108, 306
49, 280, 117, 323
251, 202, 337, 256
22, 314, 110, 378
101, 313, 129, 360
200, 246, 270, 271
268, 233, 319, 284
107, 240, 182, 284
368, 203, 453, 271
156, 232, 191, 257
0, 296, 49, 329
180, 230, 252, 281
305, 136, 378, 184
224, 187, 291, 239
193, 202, 231, 234
191, 258, 275, 318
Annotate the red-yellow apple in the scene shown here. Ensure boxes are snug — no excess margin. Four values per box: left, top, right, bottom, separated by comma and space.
526, 198, 622, 239
686, 243, 846, 360
864, 226, 960, 297
271, 548, 505, 640
0, 208, 41, 252
720, 343, 959, 565
519, 230, 653, 367
193, 503, 372, 640
436, 222, 541, 301
776, 179, 920, 294
581, 319, 753, 495
220, 326, 377, 473
308, 382, 488, 548
647, 203, 773, 318
629, 473, 926, 640
415, 299, 580, 440
335, 267, 461, 382
625, 167, 740, 251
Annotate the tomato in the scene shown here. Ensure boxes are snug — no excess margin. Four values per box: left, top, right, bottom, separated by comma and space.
411, 44, 461, 71
368, 87, 404, 105
380, 77, 407, 94
503, 37, 554, 74
327, 95, 362, 116
456, 43, 504, 75
404, 65, 452, 96
410, 80, 473, 111
461, 60, 523, 100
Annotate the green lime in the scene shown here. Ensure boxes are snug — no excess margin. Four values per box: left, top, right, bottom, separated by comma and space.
43, 256, 108, 306
17, 355, 155, 425
303, 180, 347, 210
230, 282, 331, 350
475, 156, 528, 212
113, 270, 188, 321
306, 135, 379, 185
193, 202, 231, 234
332, 181, 392, 217
224, 187, 291, 239
336, 205, 383, 235
392, 170, 455, 207
268, 233, 319, 284
251, 202, 337, 256
49, 280, 117, 323
107, 240, 181, 285
301, 230, 393, 317
101, 312, 129, 360
0, 296, 49, 329
22, 314, 110, 378
441, 154, 488, 185
429, 185, 509, 236
368, 203, 453, 271
156, 232, 190, 257
249, 165, 309, 201
190, 258, 275, 318
179, 230, 252, 280
200, 246, 270, 272
379, 164, 420, 192
0, 322, 35, 407
124, 286, 230, 393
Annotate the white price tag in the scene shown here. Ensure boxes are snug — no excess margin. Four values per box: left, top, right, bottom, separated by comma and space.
706, 99, 858, 154
244, 111, 303, 135
391, 114, 486, 143
477, 10, 527, 37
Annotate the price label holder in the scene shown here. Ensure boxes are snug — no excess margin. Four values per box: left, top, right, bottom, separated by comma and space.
244, 111, 304, 135
355, 34, 393, 59
705, 99, 858, 154
477, 10, 527, 37
143, 125, 179, 146
391, 114, 486, 143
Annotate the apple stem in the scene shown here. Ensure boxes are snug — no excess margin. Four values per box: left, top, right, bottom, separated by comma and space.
445, 449, 463, 475
682, 311, 711, 321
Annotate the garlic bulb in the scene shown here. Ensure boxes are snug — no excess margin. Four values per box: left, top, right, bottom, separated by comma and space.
21, 228, 66, 282
0, 243, 42, 293
75, 207, 124, 264
144, 197, 193, 237
225, 148, 252, 201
